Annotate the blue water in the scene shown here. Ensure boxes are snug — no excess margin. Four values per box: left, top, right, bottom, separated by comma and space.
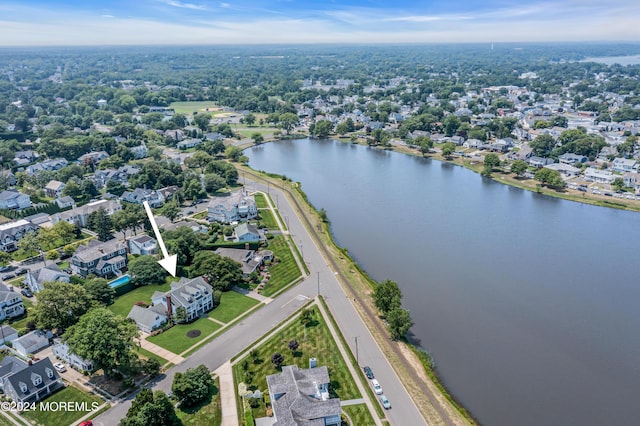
109, 274, 131, 288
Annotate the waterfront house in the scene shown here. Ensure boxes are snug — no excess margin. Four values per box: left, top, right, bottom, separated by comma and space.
71, 239, 127, 277
528, 157, 554, 168
23, 264, 70, 294
2, 358, 63, 404
0, 284, 24, 321
584, 167, 615, 184
544, 163, 581, 177
265, 365, 341, 426
0, 190, 31, 210
611, 158, 638, 173
215, 248, 273, 276
623, 172, 640, 192
207, 191, 258, 223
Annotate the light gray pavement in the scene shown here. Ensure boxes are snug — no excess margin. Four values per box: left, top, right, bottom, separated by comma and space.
214, 361, 238, 426
94, 175, 428, 426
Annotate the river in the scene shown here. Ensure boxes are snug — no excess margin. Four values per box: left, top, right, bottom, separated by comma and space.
247, 138, 640, 426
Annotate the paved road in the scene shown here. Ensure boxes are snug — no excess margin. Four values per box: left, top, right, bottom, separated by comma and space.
94, 176, 427, 426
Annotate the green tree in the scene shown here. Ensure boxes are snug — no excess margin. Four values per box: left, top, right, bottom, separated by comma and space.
441, 142, 455, 159
386, 307, 413, 340
87, 207, 113, 241
184, 151, 213, 174
190, 251, 243, 291
484, 153, 501, 171
164, 227, 202, 265
62, 179, 83, 201
271, 352, 284, 370
612, 177, 625, 192
193, 113, 212, 132
299, 308, 313, 328
204, 174, 226, 194
171, 365, 213, 407
121, 390, 180, 426
278, 113, 299, 134
66, 307, 138, 378
443, 114, 461, 137
225, 145, 242, 162
0, 251, 11, 267
251, 132, 264, 144
85, 277, 116, 306
531, 134, 556, 157
51, 221, 78, 245
17, 230, 41, 258
244, 113, 256, 126
311, 120, 333, 138
159, 200, 181, 222
129, 255, 167, 286
534, 168, 565, 189
510, 159, 529, 177
106, 180, 127, 196
34, 282, 94, 332
373, 279, 402, 316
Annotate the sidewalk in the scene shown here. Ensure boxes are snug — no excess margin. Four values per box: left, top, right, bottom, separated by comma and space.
214, 361, 239, 426
232, 285, 273, 304
138, 336, 184, 364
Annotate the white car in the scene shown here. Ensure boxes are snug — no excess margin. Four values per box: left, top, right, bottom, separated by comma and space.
371, 379, 383, 395
53, 362, 66, 373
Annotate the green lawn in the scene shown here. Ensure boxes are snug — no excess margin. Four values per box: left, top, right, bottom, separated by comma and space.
22, 385, 103, 426
262, 236, 302, 297
235, 127, 279, 138
233, 306, 361, 419
257, 209, 279, 230
208, 291, 260, 323
107, 282, 172, 318
169, 101, 224, 115
176, 379, 222, 426
254, 193, 268, 209
343, 403, 377, 425
0, 413, 15, 426
147, 317, 221, 355
134, 346, 168, 364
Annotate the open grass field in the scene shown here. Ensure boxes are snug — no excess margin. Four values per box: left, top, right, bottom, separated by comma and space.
147, 317, 221, 355
262, 235, 302, 297
343, 403, 377, 425
235, 127, 279, 138
233, 306, 361, 419
257, 209, 278, 230
207, 290, 260, 324
254, 193, 268, 209
107, 282, 172, 318
21, 385, 103, 426
176, 379, 222, 426
169, 101, 238, 118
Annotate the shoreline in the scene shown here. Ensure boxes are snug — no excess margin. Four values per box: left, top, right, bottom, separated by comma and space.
237, 144, 476, 424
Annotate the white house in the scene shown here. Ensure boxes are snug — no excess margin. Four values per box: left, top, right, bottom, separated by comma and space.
0, 284, 25, 321
151, 277, 214, 322
51, 199, 121, 227
207, 191, 258, 223
128, 235, 157, 255
0, 325, 18, 345
121, 188, 165, 207
611, 158, 638, 173
12, 330, 51, 357
0, 190, 31, 210
544, 163, 581, 177
52, 340, 93, 372
584, 167, 615, 184
126, 305, 168, 334
23, 264, 70, 294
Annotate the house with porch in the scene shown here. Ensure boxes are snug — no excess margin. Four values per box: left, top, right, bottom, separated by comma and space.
0, 220, 39, 252
584, 167, 615, 184
611, 158, 638, 173
233, 223, 262, 243
23, 264, 70, 294
2, 358, 63, 404
0, 284, 24, 321
265, 365, 341, 426
71, 238, 127, 277
151, 277, 214, 323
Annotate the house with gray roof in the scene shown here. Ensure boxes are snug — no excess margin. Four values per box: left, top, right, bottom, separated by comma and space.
71, 238, 127, 277
0, 190, 31, 210
23, 264, 70, 293
0, 284, 24, 321
207, 191, 258, 223
44, 180, 65, 198
52, 339, 93, 372
122, 188, 165, 207
215, 248, 273, 276
0, 356, 28, 390
128, 235, 157, 255
25, 158, 68, 176
265, 365, 341, 426
0, 219, 39, 252
2, 358, 63, 404
234, 223, 262, 242
12, 330, 51, 357
78, 151, 109, 164
127, 305, 168, 334
51, 199, 121, 227
150, 276, 214, 323
0, 325, 18, 345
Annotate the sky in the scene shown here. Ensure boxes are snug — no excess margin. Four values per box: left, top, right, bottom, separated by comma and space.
1, 0, 639, 46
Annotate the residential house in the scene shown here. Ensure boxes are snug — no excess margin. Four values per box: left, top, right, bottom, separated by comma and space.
44, 180, 65, 198
204, 132, 224, 141
544, 163, 581, 177
157, 186, 179, 201
0, 190, 31, 210
13, 150, 39, 165
121, 188, 165, 207
623, 172, 640, 192
71, 239, 127, 277
611, 158, 638, 173
163, 129, 185, 142
148, 276, 214, 323
0, 284, 24, 321
51, 199, 121, 227
12, 330, 51, 357
127, 305, 168, 334
176, 138, 203, 150
55, 196, 75, 209
0, 171, 17, 188
78, 151, 109, 164
207, 191, 258, 223
598, 146, 618, 161
215, 248, 273, 276
23, 264, 70, 294
94, 165, 140, 188
128, 235, 157, 255
463, 139, 485, 150
584, 167, 615, 184
130, 143, 148, 159
234, 223, 262, 243
0, 220, 39, 252
558, 153, 588, 165
2, 358, 63, 404
52, 340, 93, 372
265, 365, 341, 426
25, 158, 68, 175
528, 157, 554, 168
511, 145, 533, 161
0, 325, 18, 345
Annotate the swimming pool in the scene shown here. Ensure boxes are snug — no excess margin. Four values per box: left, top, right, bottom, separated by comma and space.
108, 274, 131, 288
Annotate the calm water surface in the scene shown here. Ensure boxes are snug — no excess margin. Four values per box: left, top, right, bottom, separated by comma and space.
248, 139, 640, 426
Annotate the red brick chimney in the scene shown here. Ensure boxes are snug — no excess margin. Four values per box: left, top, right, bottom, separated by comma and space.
166, 294, 172, 317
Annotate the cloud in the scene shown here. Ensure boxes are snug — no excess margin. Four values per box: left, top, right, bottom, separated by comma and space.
158, 0, 207, 11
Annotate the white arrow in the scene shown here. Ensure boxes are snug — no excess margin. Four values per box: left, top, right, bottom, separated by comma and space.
143, 201, 177, 277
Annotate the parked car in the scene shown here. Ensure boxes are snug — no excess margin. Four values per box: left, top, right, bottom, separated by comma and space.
15, 268, 27, 275
0, 266, 9, 272
371, 379, 383, 395
2, 273, 15, 280
363, 366, 374, 379
53, 362, 67, 373
379, 394, 391, 409
79, 421, 93, 426
21, 289, 33, 298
